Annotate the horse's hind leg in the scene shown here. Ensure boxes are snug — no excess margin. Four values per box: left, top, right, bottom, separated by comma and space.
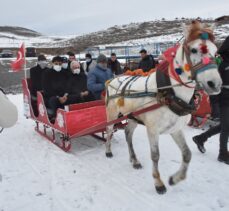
125, 119, 142, 169
146, 127, 167, 194
169, 130, 192, 186
105, 104, 119, 158
105, 125, 114, 158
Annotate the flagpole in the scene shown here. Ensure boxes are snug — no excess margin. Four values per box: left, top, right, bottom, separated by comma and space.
23, 43, 27, 79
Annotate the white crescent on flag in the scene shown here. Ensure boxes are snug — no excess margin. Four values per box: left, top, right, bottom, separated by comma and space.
11, 43, 25, 72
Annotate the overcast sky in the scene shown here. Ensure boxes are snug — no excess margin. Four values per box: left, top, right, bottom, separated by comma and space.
1, 0, 229, 35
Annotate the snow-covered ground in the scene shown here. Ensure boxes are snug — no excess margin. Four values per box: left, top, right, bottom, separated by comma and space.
1, 94, 229, 211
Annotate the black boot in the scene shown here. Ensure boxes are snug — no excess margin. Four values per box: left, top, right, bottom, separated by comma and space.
218, 129, 229, 164
192, 124, 221, 153
218, 151, 229, 165
192, 134, 207, 153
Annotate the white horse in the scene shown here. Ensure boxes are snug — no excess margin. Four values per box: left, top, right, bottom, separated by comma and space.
0, 88, 18, 129
105, 21, 222, 194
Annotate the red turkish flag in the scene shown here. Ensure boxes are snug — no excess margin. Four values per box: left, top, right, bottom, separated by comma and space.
11, 43, 25, 72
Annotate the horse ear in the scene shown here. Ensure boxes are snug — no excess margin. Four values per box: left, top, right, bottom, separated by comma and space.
182, 23, 189, 39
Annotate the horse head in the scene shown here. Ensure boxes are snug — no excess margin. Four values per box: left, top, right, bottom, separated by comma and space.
175, 20, 222, 95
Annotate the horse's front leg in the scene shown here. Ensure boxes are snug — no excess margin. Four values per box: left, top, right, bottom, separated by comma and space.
105, 125, 114, 157
146, 127, 167, 194
169, 130, 192, 185
125, 119, 142, 169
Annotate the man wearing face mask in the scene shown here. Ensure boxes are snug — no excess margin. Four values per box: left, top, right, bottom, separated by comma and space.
30, 54, 49, 100
82, 53, 97, 75
42, 56, 69, 117
62, 57, 69, 71
66, 61, 94, 104
87, 54, 113, 100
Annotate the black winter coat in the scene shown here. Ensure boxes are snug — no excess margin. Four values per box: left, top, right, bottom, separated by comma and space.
218, 36, 229, 106
218, 36, 229, 63
138, 55, 156, 72
42, 68, 69, 99
219, 62, 229, 106
30, 65, 48, 96
66, 72, 94, 103
107, 59, 123, 75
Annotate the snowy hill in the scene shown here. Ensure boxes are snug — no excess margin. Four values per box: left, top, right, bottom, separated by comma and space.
0, 17, 228, 52
61, 17, 229, 52
1, 94, 229, 211
0, 26, 77, 48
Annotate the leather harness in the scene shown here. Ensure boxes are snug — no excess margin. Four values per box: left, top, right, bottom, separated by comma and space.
156, 61, 196, 116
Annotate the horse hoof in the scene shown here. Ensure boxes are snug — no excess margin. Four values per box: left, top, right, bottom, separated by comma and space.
133, 163, 142, 169
155, 185, 167, 194
106, 152, 113, 158
169, 177, 175, 186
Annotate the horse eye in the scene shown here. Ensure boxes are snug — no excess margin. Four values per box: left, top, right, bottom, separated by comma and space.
191, 48, 198, 54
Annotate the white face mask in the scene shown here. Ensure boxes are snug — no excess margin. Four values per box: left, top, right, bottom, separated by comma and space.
62, 63, 68, 69
38, 61, 47, 69
72, 68, 80, 74
53, 65, 62, 72
86, 59, 91, 63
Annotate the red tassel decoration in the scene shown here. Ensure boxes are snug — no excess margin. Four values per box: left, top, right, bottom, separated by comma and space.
200, 44, 208, 54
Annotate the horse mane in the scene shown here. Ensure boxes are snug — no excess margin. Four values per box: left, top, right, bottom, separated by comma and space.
186, 20, 215, 43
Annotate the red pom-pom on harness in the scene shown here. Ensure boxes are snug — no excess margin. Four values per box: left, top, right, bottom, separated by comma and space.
200, 44, 208, 54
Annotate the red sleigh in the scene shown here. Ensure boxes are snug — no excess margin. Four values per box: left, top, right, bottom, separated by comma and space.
22, 78, 125, 152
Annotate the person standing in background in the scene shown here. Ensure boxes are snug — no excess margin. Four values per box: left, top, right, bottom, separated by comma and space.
82, 53, 96, 75
107, 53, 123, 75
138, 49, 156, 72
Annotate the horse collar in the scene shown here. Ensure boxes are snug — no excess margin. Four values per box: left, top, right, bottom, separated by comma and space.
156, 65, 196, 116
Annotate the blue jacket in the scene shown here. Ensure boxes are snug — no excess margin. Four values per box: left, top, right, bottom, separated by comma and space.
87, 64, 113, 100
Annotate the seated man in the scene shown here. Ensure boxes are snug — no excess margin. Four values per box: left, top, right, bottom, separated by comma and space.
66, 61, 94, 104
61, 57, 69, 71
42, 56, 69, 116
30, 54, 48, 100
87, 54, 113, 100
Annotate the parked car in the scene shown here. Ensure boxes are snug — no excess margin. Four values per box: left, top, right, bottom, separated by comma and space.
0, 49, 13, 58
26, 47, 36, 57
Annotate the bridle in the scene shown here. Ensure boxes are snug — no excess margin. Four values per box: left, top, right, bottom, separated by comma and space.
182, 39, 218, 81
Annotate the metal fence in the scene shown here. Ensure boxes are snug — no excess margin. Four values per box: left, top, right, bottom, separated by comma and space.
81, 42, 176, 60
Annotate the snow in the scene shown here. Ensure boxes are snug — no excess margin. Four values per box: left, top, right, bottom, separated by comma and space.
1, 94, 229, 211
0, 32, 77, 48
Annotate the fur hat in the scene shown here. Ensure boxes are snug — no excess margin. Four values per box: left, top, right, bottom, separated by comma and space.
97, 54, 107, 63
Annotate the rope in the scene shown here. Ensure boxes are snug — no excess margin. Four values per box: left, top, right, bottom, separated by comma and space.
108, 80, 194, 94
